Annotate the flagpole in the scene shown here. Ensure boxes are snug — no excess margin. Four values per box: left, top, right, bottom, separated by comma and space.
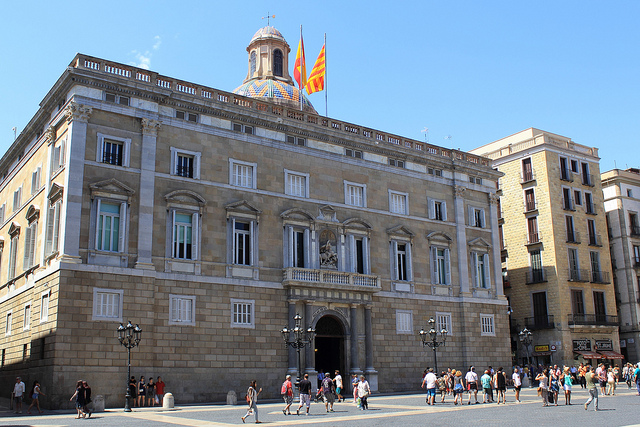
324, 33, 327, 117
300, 25, 304, 112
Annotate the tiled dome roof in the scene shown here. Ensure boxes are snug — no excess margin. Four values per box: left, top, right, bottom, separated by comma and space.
250, 26, 285, 43
233, 79, 315, 111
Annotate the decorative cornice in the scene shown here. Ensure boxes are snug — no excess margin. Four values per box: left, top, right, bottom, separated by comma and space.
141, 118, 161, 136
64, 102, 92, 123
454, 185, 466, 198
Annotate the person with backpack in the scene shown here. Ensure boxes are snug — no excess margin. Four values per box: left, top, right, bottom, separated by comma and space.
321, 372, 335, 412
281, 374, 293, 415
241, 380, 262, 423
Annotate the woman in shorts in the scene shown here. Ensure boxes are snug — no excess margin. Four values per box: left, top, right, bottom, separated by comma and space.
453, 370, 465, 405
137, 376, 146, 407
562, 366, 573, 405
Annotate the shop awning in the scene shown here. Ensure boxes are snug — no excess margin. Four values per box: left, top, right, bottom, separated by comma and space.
532, 351, 552, 356
598, 351, 624, 359
575, 351, 601, 359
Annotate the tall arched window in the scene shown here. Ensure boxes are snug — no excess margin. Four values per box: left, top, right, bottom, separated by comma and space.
273, 49, 283, 77
250, 51, 256, 77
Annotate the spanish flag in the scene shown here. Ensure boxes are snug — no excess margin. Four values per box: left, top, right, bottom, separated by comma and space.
305, 44, 325, 94
294, 32, 307, 90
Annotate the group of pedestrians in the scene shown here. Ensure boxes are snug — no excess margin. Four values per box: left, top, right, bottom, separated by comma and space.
11, 376, 46, 415
128, 375, 166, 407
421, 366, 511, 406
69, 380, 93, 419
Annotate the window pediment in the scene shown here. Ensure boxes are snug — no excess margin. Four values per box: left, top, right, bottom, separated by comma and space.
281, 207, 315, 222
48, 183, 64, 203
26, 205, 40, 223
165, 190, 206, 212
0, 237, 4, 250
468, 236, 491, 249
426, 231, 453, 246
317, 205, 339, 223
387, 225, 415, 241
8, 222, 20, 237
90, 178, 135, 201
225, 200, 261, 220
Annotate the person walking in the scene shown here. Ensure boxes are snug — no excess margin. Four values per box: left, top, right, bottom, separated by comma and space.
26, 380, 45, 414
13, 377, 25, 414
512, 367, 522, 403
584, 366, 599, 411
549, 370, 560, 406
578, 363, 587, 389
562, 366, 573, 405
82, 381, 93, 417
495, 367, 507, 404
128, 376, 137, 407
333, 370, 344, 402
156, 376, 165, 406
421, 368, 437, 405
481, 370, 492, 403
352, 374, 359, 404
296, 373, 312, 415
535, 369, 549, 407
242, 380, 262, 423
281, 374, 294, 415
465, 366, 479, 405
321, 372, 335, 412
437, 371, 448, 403
453, 370, 464, 405
606, 368, 616, 396
69, 380, 86, 419
357, 375, 371, 410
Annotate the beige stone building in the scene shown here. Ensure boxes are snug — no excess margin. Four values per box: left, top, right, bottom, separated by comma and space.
0, 26, 509, 409
471, 128, 621, 367
602, 168, 640, 361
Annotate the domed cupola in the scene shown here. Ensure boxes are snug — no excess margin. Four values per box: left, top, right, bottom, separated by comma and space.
233, 26, 316, 113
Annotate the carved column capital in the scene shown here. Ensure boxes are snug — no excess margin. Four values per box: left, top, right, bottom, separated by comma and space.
44, 126, 57, 145
141, 118, 161, 136
488, 192, 499, 205
454, 185, 466, 198
64, 102, 92, 123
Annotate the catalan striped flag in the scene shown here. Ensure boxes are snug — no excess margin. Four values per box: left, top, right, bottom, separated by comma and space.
305, 44, 325, 94
293, 30, 307, 90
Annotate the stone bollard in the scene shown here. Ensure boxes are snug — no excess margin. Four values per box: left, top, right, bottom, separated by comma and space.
163, 392, 174, 409
226, 390, 237, 405
92, 395, 105, 413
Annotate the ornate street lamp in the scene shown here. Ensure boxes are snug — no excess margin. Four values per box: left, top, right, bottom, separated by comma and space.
418, 317, 447, 374
117, 321, 142, 412
519, 328, 533, 367
281, 313, 316, 387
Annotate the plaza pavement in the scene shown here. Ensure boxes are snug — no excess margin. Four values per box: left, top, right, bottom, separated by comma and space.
1, 386, 639, 427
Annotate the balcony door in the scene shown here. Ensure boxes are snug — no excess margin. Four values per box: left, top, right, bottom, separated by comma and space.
593, 291, 606, 323
532, 291, 548, 328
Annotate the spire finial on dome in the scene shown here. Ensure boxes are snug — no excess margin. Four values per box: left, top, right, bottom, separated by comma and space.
261, 13, 275, 26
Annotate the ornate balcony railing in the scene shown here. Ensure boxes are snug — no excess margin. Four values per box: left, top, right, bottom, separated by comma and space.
524, 315, 555, 330
283, 267, 380, 289
590, 270, 611, 284
568, 314, 618, 326
569, 268, 589, 282
526, 267, 547, 284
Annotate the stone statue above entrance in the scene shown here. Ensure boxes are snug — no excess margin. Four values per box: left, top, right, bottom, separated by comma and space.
319, 230, 338, 269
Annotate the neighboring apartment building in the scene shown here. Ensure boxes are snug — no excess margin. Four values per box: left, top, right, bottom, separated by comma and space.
602, 168, 640, 362
471, 128, 621, 367
0, 26, 509, 408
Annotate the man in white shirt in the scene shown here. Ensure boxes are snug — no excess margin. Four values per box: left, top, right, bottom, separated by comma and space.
333, 370, 343, 402
13, 376, 25, 413
512, 367, 522, 402
465, 366, 479, 404
421, 368, 438, 405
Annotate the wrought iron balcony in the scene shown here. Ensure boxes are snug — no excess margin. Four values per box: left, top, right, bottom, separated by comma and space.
631, 225, 640, 237
560, 169, 574, 182
566, 230, 581, 244
524, 200, 538, 213
582, 174, 595, 187
562, 197, 575, 211
634, 257, 640, 268
568, 313, 618, 326
590, 270, 611, 284
282, 267, 380, 291
526, 233, 541, 245
526, 267, 547, 284
588, 233, 602, 247
521, 170, 535, 184
569, 268, 589, 282
524, 315, 555, 330
585, 202, 597, 215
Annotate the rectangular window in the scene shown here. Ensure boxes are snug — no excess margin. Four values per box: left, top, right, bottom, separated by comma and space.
428, 199, 447, 221
436, 312, 452, 336
345, 149, 363, 159
31, 167, 41, 195
590, 251, 602, 282
13, 187, 21, 212
587, 219, 598, 246
428, 168, 443, 177
393, 242, 411, 282
581, 162, 593, 186
628, 189, 634, 198
232, 123, 254, 134
530, 250, 544, 282
527, 217, 539, 244
5, 312, 11, 336
93, 289, 123, 320
230, 159, 256, 188
469, 176, 482, 185
585, 192, 595, 214
231, 299, 255, 328
524, 189, 536, 211
354, 237, 365, 274
570, 159, 579, 173
176, 110, 198, 122
40, 292, 49, 323
169, 294, 196, 325
593, 291, 606, 321
23, 222, 37, 269
521, 158, 533, 182
176, 153, 194, 178
560, 157, 572, 181
480, 314, 495, 336
568, 248, 580, 280
472, 252, 491, 288
571, 290, 585, 315
396, 310, 413, 334
173, 212, 194, 260
431, 247, 450, 285
566, 216, 578, 243
171, 148, 200, 179
45, 200, 61, 255
51, 138, 65, 173
389, 191, 408, 214
105, 92, 130, 106
233, 221, 252, 266
103, 139, 123, 165
8, 235, 18, 280
0, 204, 5, 224
388, 158, 405, 168
285, 170, 309, 198
286, 135, 306, 146
345, 182, 366, 207
97, 201, 121, 252
23, 304, 31, 330
574, 190, 582, 206
469, 207, 485, 228
631, 213, 640, 235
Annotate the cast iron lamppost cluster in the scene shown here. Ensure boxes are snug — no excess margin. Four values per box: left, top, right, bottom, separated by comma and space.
117, 321, 142, 412
418, 317, 447, 374
519, 328, 533, 367
281, 313, 316, 387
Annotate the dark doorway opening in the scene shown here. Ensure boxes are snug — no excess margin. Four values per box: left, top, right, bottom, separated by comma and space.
314, 316, 345, 382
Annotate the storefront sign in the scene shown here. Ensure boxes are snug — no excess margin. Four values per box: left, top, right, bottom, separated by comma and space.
573, 339, 591, 351
550, 345, 557, 352
534, 345, 550, 352
595, 340, 613, 351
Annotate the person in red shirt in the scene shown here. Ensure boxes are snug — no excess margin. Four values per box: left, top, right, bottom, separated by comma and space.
281, 375, 294, 415
155, 377, 166, 406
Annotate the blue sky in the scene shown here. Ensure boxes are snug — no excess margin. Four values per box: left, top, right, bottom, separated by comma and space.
1, 1, 638, 171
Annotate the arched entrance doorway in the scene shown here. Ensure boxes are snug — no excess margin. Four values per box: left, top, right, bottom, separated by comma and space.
314, 315, 345, 381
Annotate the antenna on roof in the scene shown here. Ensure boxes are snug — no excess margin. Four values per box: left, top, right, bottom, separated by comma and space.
262, 13, 276, 26
421, 127, 429, 143
12, 127, 16, 141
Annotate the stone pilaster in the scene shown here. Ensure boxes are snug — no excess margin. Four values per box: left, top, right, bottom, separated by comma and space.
350, 305, 361, 375
488, 192, 504, 297
135, 118, 161, 269
364, 305, 378, 391
454, 185, 470, 295
287, 300, 297, 375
